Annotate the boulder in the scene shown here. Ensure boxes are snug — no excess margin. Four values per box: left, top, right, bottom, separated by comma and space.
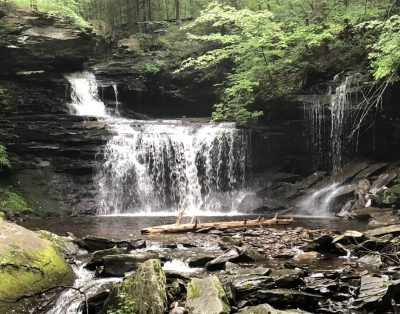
100, 252, 159, 277
113, 259, 167, 314
205, 248, 241, 270
76, 235, 145, 252
0, 221, 74, 314
186, 276, 230, 314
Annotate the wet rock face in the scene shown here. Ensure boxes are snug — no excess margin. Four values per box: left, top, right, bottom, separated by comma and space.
0, 220, 74, 314
0, 4, 95, 73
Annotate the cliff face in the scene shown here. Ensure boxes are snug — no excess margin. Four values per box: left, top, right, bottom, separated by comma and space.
0, 5, 107, 216
0, 4, 94, 73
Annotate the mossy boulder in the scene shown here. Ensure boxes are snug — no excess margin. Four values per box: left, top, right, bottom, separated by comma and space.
186, 275, 230, 314
113, 258, 167, 314
0, 220, 74, 314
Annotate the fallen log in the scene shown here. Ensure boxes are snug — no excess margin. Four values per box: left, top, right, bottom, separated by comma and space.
141, 215, 294, 235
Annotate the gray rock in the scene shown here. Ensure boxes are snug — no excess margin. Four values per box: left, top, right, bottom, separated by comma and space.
205, 248, 240, 270
357, 254, 383, 268
100, 252, 159, 277
239, 303, 311, 313
186, 276, 230, 314
253, 289, 321, 311
366, 224, 400, 237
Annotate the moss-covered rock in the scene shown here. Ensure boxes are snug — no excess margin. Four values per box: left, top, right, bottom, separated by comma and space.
0, 186, 37, 217
186, 275, 230, 314
0, 220, 74, 314
36, 230, 67, 254
111, 258, 167, 314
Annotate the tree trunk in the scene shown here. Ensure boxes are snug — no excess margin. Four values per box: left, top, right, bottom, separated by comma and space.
141, 216, 294, 235
175, 0, 181, 24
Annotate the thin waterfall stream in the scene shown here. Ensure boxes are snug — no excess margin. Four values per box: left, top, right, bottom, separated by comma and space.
302, 75, 354, 216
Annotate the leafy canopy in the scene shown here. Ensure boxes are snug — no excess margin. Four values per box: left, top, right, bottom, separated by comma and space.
177, 0, 400, 125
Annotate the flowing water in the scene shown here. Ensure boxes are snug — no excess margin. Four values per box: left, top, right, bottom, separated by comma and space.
330, 75, 352, 178
303, 75, 354, 214
65, 72, 251, 215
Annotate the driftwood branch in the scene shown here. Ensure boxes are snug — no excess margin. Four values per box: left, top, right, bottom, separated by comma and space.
176, 207, 186, 224
141, 215, 294, 235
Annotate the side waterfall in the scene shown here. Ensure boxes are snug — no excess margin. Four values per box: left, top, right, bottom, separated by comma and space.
66, 72, 251, 215
303, 75, 353, 215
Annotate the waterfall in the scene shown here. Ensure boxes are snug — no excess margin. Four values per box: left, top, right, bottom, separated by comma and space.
302, 75, 353, 215
330, 75, 352, 178
97, 120, 250, 215
112, 82, 120, 116
65, 72, 109, 117
65, 72, 251, 215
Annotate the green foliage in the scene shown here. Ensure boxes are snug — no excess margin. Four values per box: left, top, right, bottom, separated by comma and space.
174, 0, 399, 124
107, 293, 136, 314
11, 0, 89, 28
142, 59, 165, 75
0, 145, 10, 169
362, 15, 400, 81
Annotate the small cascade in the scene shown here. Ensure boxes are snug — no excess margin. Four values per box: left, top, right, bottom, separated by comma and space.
97, 120, 250, 215
111, 82, 120, 116
65, 72, 252, 215
47, 262, 121, 314
65, 72, 108, 117
330, 75, 352, 178
300, 183, 340, 216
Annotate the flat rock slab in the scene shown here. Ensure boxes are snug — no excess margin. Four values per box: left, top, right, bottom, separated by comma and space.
353, 276, 390, 309
186, 276, 230, 314
254, 289, 321, 311
366, 224, 400, 237
239, 303, 311, 313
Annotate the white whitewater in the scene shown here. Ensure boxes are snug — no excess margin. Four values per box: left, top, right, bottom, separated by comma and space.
97, 120, 250, 215
66, 72, 108, 117
46, 262, 121, 314
65, 72, 251, 215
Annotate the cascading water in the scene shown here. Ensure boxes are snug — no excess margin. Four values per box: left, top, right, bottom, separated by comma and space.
330, 75, 352, 178
97, 120, 250, 215
65, 72, 251, 215
65, 72, 109, 117
302, 75, 353, 215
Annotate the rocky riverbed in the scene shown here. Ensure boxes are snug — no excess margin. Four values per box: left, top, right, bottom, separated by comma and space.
13, 217, 400, 314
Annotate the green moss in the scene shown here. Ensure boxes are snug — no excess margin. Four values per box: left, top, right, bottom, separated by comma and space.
0, 186, 40, 216
187, 280, 201, 299
36, 230, 67, 254
0, 241, 74, 313
0, 85, 10, 110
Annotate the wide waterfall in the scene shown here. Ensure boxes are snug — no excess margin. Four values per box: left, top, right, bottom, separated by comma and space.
65, 72, 251, 215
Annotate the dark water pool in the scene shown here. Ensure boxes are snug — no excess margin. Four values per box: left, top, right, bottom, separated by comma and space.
20, 215, 368, 240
